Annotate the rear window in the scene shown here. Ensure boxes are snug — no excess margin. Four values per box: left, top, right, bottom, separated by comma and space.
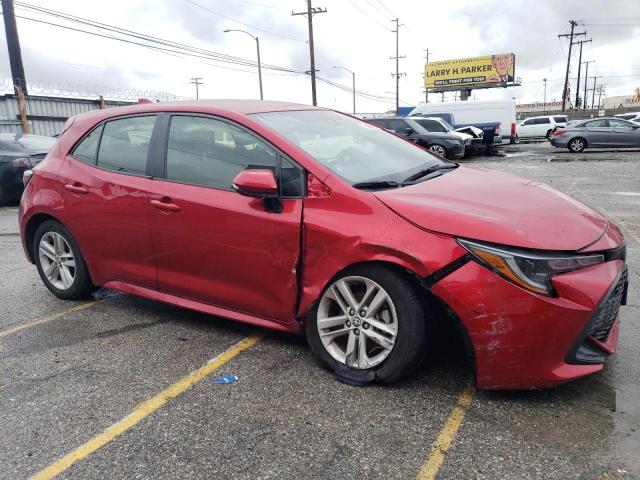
584, 119, 608, 128
97, 116, 156, 175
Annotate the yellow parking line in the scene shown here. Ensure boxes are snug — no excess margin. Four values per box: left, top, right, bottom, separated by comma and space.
416, 383, 474, 480
0, 300, 98, 338
30, 335, 261, 480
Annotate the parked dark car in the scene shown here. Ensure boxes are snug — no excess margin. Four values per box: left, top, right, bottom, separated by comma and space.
550, 117, 640, 152
0, 133, 56, 204
410, 116, 484, 155
366, 117, 465, 159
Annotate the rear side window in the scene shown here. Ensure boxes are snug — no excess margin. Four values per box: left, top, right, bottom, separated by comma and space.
166, 115, 277, 190
584, 119, 608, 128
387, 119, 407, 132
97, 116, 156, 175
369, 119, 389, 129
554, 116, 567, 123
535, 118, 551, 124
71, 125, 103, 164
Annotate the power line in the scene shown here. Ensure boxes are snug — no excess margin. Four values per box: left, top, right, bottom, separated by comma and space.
182, 0, 306, 42
345, 0, 389, 31
8, 2, 398, 105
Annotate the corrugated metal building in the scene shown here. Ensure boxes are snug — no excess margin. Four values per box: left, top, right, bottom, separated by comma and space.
0, 94, 134, 136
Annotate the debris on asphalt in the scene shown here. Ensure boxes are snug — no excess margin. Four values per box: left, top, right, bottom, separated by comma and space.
213, 374, 239, 384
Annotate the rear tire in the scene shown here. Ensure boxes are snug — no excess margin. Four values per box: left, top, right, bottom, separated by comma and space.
427, 144, 448, 158
307, 264, 429, 385
568, 137, 586, 153
545, 129, 553, 139
33, 220, 97, 300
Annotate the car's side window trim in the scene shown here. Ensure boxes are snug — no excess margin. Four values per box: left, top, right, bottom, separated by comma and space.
69, 112, 159, 179
157, 112, 306, 198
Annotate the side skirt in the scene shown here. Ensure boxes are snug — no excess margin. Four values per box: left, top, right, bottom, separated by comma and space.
103, 280, 301, 334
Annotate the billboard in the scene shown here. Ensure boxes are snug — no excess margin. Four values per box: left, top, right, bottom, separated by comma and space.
425, 53, 515, 89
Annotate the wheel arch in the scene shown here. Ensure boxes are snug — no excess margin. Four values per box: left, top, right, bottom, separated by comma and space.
302, 258, 477, 384
24, 212, 63, 263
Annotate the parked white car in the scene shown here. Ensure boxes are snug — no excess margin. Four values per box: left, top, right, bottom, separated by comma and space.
516, 115, 568, 140
614, 112, 640, 121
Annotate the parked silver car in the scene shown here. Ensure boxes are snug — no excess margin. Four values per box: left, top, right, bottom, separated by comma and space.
549, 117, 640, 152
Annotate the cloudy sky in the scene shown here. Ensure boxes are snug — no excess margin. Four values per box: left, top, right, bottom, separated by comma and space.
1, 0, 639, 112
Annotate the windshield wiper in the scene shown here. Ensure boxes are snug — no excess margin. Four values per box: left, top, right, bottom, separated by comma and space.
402, 163, 458, 183
351, 180, 402, 190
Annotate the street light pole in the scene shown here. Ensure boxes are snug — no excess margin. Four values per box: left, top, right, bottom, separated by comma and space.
224, 29, 263, 100
333, 66, 355, 114
543, 78, 547, 114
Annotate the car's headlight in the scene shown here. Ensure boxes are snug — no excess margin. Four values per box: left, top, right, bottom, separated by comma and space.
458, 239, 604, 295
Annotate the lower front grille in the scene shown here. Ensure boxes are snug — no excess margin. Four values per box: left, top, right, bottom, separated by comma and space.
588, 265, 628, 342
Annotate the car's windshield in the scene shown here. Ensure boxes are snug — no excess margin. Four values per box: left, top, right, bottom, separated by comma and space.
253, 110, 445, 184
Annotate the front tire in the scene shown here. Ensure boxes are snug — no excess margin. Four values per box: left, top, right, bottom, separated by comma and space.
33, 220, 96, 300
307, 265, 428, 385
568, 137, 586, 153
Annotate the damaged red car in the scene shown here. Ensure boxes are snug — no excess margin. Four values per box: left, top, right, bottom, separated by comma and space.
19, 100, 628, 389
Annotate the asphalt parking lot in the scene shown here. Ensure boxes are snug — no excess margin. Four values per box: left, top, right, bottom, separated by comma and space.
1, 142, 639, 480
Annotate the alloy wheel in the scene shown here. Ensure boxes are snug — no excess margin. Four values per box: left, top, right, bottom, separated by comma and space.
569, 138, 584, 152
317, 276, 398, 369
428, 144, 446, 157
38, 232, 76, 290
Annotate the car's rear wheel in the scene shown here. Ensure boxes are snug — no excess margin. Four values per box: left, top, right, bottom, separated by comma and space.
307, 265, 428, 385
545, 129, 553, 139
33, 220, 96, 300
427, 144, 447, 158
568, 137, 586, 153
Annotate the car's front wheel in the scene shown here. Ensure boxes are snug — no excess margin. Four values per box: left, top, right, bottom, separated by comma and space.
568, 137, 586, 153
33, 220, 97, 300
307, 265, 428, 385
427, 144, 447, 158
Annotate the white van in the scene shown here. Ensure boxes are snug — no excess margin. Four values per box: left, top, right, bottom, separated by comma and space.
409, 99, 517, 145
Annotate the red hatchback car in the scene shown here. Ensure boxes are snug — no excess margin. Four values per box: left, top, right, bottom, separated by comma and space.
19, 100, 628, 389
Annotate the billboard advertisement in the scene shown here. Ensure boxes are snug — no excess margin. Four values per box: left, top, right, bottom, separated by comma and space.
425, 53, 515, 88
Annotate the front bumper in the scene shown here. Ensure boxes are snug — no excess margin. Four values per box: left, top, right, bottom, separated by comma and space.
432, 257, 626, 390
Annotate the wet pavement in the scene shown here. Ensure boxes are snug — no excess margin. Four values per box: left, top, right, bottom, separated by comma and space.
1, 143, 639, 479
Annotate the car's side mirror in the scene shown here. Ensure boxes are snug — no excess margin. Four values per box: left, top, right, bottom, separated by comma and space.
403, 127, 414, 136
232, 169, 278, 197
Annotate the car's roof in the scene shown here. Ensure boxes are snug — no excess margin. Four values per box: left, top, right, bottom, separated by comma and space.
72, 99, 323, 125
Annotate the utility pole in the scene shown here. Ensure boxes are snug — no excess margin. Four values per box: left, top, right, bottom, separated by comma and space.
596, 84, 605, 111
2, 0, 28, 93
390, 18, 406, 115
423, 48, 431, 103
591, 76, 599, 110
543, 78, 547, 114
574, 39, 591, 108
582, 60, 594, 110
558, 21, 585, 111
190, 77, 203, 100
292, 1, 327, 106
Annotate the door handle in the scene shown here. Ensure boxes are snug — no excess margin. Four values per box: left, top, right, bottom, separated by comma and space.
150, 199, 181, 212
64, 183, 89, 194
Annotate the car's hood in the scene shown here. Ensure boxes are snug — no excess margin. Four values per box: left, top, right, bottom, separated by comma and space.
375, 166, 609, 251
451, 131, 472, 141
